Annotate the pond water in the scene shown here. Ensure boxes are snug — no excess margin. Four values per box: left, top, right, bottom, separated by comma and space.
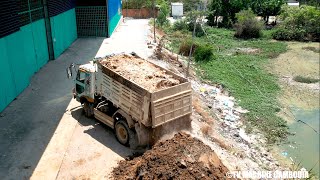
280, 108, 319, 176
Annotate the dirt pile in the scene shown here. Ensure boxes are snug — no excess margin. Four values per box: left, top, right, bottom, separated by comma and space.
112, 132, 229, 180
100, 54, 181, 92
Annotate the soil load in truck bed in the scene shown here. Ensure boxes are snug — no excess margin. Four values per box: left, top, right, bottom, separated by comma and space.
112, 132, 229, 180
100, 54, 181, 92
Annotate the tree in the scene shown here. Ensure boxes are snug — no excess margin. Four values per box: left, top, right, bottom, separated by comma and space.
298, 0, 320, 7
156, 0, 170, 27
207, 0, 250, 27
273, 5, 320, 41
251, 0, 285, 23
207, 0, 223, 26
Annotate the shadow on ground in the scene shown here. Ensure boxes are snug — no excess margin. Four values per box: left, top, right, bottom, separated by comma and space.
0, 38, 105, 179
70, 107, 137, 158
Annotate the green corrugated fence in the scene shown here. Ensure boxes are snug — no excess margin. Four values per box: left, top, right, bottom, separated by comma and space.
0, 8, 77, 112
0, 19, 49, 112
50, 8, 77, 58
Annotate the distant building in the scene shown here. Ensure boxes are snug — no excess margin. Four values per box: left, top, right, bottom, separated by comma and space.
287, 0, 300, 6
171, 3, 183, 18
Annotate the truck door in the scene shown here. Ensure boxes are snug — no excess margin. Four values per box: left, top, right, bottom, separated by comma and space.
75, 70, 86, 98
75, 70, 94, 101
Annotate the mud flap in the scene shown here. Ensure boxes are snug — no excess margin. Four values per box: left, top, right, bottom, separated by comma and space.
135, 123, 151, 147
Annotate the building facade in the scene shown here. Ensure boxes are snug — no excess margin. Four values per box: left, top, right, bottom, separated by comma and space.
0, 0, 122, 112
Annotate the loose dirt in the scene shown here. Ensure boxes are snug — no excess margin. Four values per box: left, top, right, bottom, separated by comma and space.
100, 54, 181, 92
112, 132, 229, 180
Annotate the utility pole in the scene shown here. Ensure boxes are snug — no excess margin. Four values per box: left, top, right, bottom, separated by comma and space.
126, 0, 128, 19
153, 0, 156, 43
186, 10, 197, 78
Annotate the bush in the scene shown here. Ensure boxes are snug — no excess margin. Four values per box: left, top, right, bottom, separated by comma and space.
234, 10, 263, 39
179, 39, 197, 56
194, 44, 213, 62
272, 5, 320, 42
188, 22, 205, 37
272, 27, 306, 41
172, 20, 188, 31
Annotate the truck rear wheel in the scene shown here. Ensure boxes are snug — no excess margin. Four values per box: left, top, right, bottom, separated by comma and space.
115, 120, 138, 148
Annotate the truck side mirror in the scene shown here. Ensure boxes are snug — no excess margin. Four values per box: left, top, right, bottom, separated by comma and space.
66, 67, 72, 79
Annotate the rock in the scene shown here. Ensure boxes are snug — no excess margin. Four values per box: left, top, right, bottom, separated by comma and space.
179, 159, 187, 168
239, 128, 251, 143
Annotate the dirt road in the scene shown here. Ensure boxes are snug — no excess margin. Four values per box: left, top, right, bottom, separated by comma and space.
0, 19, 152, 180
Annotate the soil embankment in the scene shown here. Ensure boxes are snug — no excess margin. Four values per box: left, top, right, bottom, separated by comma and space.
112, 132, 229, 180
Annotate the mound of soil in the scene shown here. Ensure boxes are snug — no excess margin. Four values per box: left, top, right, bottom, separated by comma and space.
112, 132, 229, 180
100, 54, 180, 92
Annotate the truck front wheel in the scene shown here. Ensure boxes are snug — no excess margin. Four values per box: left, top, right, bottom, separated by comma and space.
115, 120, 138, 148
83, 102, 94, 118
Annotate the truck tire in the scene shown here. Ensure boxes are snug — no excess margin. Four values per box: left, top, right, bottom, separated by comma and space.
115, 120, 138, 149
83, 102, 94, 118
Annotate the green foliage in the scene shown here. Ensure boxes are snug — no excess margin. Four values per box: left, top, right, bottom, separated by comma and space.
207, 0, 285, 27
180, 0, 201, 13
197, 30, 288, 143
272, 5, 320, 41
250, 0, 285, 22
185, 10, 207, 37
188, 22, 205, 37
172, 20, 189, 31
166, 27, 289, 143
178, 39, 197, 56
299, 0, 320, 7
207, 0, 251, 28
194, 44, 214, 62
234, 10, 263, 39
272, 26, 306, 41
293, 76, 320, 84
156, 0, 169, 27
122, 0, 152, 9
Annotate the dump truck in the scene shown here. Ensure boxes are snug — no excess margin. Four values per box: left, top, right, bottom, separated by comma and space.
67, 53, 192, 148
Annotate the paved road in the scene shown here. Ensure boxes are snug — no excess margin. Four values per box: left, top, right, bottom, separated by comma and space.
96, 19, 153, 59
0, 19, 152, 180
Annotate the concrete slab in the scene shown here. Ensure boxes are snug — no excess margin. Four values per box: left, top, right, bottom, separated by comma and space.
96, 19, 154, 59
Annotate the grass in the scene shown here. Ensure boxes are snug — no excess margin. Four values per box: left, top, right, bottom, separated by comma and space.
165, 27, 290, 143
293, 75, 320, 84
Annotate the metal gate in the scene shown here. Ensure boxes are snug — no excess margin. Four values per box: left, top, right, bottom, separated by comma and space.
76, 6, 108, 37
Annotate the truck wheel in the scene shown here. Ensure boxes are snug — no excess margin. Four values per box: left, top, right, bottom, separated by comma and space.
115, 120, 138, 148
83, 102, 94, 118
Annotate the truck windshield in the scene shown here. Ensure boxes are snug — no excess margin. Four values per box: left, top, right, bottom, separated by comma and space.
76, 71, 85, 83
